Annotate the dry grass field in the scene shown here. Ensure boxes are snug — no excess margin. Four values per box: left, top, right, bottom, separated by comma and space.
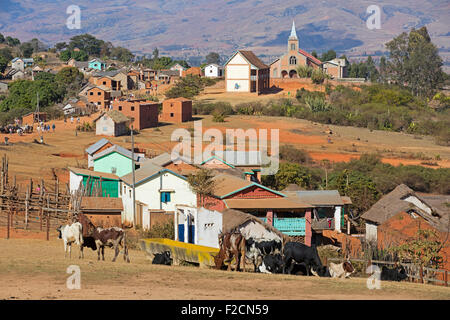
0, 237, 449, 300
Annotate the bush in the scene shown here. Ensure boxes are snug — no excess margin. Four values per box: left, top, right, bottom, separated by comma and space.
311, 69, 327, 84
296, 65, 313, 78
279, 145, 312, 164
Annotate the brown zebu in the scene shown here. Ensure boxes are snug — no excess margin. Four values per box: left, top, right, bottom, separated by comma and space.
92, 226, 130, 263
214, 232, 246, 271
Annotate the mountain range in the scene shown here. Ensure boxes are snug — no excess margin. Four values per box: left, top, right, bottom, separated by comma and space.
0, 0, 449, 67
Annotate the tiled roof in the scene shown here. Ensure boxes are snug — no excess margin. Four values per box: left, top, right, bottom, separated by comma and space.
298, 48, 322, 66
238, 50, 269, 69
92, 144, 139, 161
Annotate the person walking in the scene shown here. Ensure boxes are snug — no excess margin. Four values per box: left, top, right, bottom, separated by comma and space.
52, 123, 56, 132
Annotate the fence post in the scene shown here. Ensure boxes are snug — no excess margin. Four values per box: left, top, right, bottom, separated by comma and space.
6, 209, 10, 239
420, 265, 424, 284
445, 271, 448, 287
46, 213, 49, 241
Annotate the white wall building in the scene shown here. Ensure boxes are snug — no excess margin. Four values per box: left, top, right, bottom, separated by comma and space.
204, 63, 223, 78
174, 206, 223, 248
120, 163, 197, 226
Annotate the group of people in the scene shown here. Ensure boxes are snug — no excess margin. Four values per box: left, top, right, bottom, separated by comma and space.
36, 122, 56, 133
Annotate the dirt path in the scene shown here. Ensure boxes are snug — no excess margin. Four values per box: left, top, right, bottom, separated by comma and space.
0, 239, 449, 300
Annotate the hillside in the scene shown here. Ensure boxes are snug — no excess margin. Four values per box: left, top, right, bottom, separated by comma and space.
0, 0, 449, 68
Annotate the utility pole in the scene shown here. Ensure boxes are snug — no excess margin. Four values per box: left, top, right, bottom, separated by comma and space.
131, 122, 136, 227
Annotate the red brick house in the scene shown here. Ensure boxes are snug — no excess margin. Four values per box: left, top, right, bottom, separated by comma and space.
159, 97, 192, 123
111, 99, 159, 130
87, 86, 112, 110
200, 173, 315, 245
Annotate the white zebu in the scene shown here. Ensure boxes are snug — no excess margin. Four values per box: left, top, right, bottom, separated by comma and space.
56, 222, 84, 259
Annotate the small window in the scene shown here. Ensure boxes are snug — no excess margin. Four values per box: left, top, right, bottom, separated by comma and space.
98, 92, 101, 95
131, 106, 135, 111
103, 81, 106, 85
103, 126, 107, 132
129, 189, 131, 198
119, 106, 122, 111
170, 113, 174, 117
161, 192, 171, 203
291, 44, 296, 51
111, 167, 117, 174
210, 69, 213, 73
90, 92, 93, 95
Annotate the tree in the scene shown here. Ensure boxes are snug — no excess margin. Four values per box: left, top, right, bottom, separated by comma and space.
186, 168, 215, 207
19, 42, 34, 58
55, 42, 68, 51
0, 55, 8, 73
265, 162, 314, 191
311, 68, 327, 84
205, 52, 220, 65
320, 49, 336, 62
59, 49, 72, 62
6, 36, 20, 46
296, 65, 313, 78
68, 34, 104, 56
152, 47, 159, 60
385, 27, 444, 97
0, 47, 13, 62
0, 33, 5, 44
311, 50, 318, 58
71, 49, 88, 61
110, 46, 134, 63
389, 229, 446, 269
55, 67, 84, 95
366, 56, 379, 82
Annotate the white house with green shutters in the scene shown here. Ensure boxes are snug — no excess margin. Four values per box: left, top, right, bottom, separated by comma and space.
120, 162, 197, 227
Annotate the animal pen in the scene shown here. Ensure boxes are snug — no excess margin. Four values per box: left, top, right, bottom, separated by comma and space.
0, 155, 95, 239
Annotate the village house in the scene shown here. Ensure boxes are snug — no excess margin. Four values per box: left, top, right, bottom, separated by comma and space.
21, 112, 47, 125
94, 110, 129, 137
204, 63, 223, 78
183, 67, 203, 77
80, 197, 124, 228
199, 173, 317, 245
88, 58, 107, 71
111, 98, 159, 130
224, 50, 270, 94
361, 184, 450, 270
85, 138, 115, 168
158, 69, 180, 84
11, 57, 34, 71
92, 144, 145, 177
147, 152, 199, 176
269, 21, 322, 78
68, 167, 121, 198
120, 162, 197, 228
159, 97, 192, 123
170, 63, 186, 77
87, 85, 112, 110
90, 69, 129, 91
322, 58, 348, 79
174, 206, 223, 247
10, 69, 26, 81
201, 150, 263, 182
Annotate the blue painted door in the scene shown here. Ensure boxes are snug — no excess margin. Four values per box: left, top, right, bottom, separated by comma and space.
178, 224, 185, 242
273, 218, 305, 236
188, 225, 195, 244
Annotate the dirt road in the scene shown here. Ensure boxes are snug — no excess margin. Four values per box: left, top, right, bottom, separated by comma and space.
0, 238, 449, 300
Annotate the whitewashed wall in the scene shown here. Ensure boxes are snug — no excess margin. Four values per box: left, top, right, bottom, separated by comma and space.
69, 171, 83, 193
365, 222, 378, 242
122, 171, 197, 224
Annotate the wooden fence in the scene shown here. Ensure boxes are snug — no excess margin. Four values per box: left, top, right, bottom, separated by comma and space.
326, 257, 448, 287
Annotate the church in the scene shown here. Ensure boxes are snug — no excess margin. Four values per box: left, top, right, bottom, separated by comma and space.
270, 21, 322, 78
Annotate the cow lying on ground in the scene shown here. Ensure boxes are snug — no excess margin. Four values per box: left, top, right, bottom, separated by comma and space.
329, 261, 355, 278
380, 265, 408, 282
246, 238, 282, 272
283, 242, 323, 276
92, 227, 130, 263
215, 232, 246, 271
258, 254, 284, 274
152, 251, 172, 265
56, 222, 84, 259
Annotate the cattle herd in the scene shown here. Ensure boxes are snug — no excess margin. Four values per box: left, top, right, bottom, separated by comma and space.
56, 221, 130, 263
56, 222, 409, 283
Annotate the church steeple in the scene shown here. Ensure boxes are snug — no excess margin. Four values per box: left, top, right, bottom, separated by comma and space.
289, 20, 298, 40
288, 21, 299, 53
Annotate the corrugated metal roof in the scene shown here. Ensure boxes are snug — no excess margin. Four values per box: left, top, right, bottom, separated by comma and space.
213, 150, 262, 166
68, 167, 120, 180
120, 162, 184, 186
85, 138, 111, 155
286, 190, 344, 206
92, 145, 140, 162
